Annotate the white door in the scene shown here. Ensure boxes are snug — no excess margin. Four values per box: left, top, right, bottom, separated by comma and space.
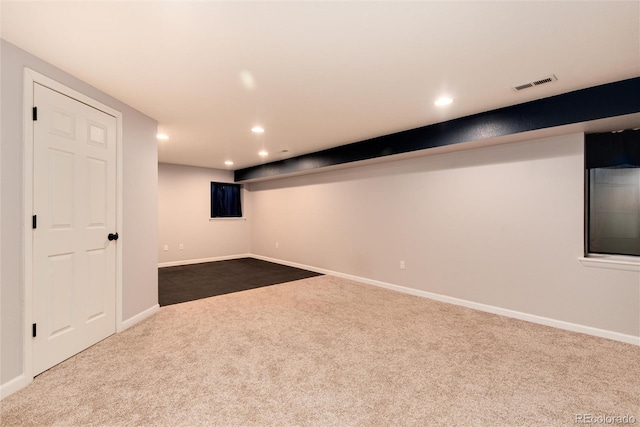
32, 83, 117, 375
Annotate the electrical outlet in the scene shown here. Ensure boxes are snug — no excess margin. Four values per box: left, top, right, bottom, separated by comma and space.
163, 245, 168, 251
275, 242, 279, 249
179, 243, 184, 250
400, 260, 406, 269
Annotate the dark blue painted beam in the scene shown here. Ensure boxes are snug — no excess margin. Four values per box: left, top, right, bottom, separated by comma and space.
235, 77, 640, 182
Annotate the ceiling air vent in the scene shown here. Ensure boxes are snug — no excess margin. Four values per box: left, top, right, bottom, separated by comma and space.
513, 74, 557, 91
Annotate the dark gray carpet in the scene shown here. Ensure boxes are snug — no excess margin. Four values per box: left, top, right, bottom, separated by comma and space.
158, 257, 323, 306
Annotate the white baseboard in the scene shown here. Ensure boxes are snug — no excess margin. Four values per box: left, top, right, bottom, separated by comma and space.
250, 254, 640, 346
0, 374, 29, 400
158, 253, 251, 268
3, 304, 160, 400
119, 304, 160, 332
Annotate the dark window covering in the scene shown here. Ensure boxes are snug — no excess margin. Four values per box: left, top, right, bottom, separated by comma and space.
210, 182, 242, 218
585, 129, 640, 169
585, 128, 640, 257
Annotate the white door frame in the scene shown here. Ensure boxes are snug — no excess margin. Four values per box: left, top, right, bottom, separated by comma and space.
22, 68, 124, 384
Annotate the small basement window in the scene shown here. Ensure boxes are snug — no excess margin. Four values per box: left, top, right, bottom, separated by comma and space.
210, 182, 242, 218
585, 129, 640, 257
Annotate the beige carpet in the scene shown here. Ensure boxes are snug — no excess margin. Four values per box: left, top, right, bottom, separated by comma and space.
1, 276, 639, 426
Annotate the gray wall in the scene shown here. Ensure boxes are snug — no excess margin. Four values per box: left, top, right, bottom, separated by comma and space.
1, 40, 158, 385
248, 133, 640, 338
158, 163, 250, 264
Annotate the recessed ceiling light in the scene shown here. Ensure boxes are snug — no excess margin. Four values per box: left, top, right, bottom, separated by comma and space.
239, 70, 256, 90
434, 97, 453, 106
224, 160, 234, 166
156, 133, 169, 140
251, 126, 265, 134
258, 151, 268, 157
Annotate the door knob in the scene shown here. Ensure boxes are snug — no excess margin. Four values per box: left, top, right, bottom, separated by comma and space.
108, 232, 119, 241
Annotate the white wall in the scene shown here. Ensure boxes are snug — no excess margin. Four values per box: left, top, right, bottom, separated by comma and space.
248, 133, 640, 339
158, 163, 250, 265
1, 40, 158, 387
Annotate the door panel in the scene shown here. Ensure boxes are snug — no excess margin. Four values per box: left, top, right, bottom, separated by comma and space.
32, 83, 117, 375
49, 149, 75, 228
87, 158, 108, 227
48, 252, 75, 336
86, 248, 108, 321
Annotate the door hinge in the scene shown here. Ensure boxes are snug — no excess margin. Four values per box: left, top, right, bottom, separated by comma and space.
32, 106, 38, 121
32, 323, 37, 338
32, 215, 37, 229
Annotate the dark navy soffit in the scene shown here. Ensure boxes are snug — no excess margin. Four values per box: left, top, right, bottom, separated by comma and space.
235, 77, 640, 182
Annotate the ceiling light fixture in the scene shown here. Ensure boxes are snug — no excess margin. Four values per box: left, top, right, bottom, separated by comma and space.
258, 151, 268, 156
224, 160, 234, 166
251, 126, 265, 134
156, 133, 169, 140
434, 97, 453, 106
239, 70, 256, 90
